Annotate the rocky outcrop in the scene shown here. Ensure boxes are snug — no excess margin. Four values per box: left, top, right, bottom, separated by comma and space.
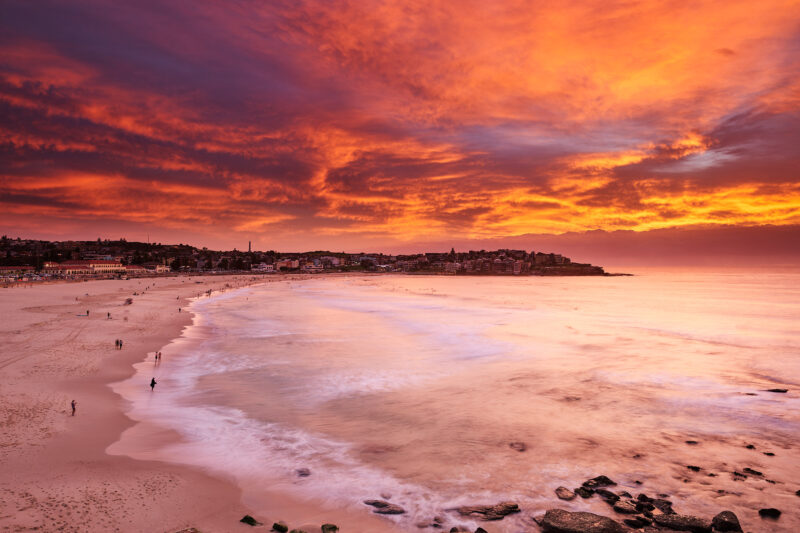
711, 511, 743, 532
582, 475, 617, 488
758, 508, 781, 519
272, 522, 289, 532
240, 515, 262, 526
555, 487, 576, 500
539, 509, 626, 533
364, 499, 406, 514
453, 501, 520, 520
652, 513, 712, 532
321, 524, 339, 533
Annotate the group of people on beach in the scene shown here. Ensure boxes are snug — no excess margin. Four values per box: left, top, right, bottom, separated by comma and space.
114, 339, 124, 349
154, 351, 162, 362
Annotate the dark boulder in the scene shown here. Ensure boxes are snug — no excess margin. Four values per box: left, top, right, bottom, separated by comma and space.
624, 516, 651, 528
509, 441, 527, 452
540, 509, 626, 533
240, 515, 262, 526
296, 468, 311, 477
612, 500, 638, 514
765, 388, 788, 393
742, 467, 762, 476
711, 511, 742, 532
321, 524, 339, 533
575, 487, 594, 498
454, 502, 519, 521
555, 487, 576, 501
653, 513, 712, 532
651, 499, 675, 514
687, 465, 702, 472
758, 508, 781, 519
582, 475, 617, 488
595, 488, 619, 504
364, 500, 406, 514
272, 522, 289, 533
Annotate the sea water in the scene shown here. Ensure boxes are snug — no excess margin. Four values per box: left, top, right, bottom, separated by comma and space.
111, 269, 800, 532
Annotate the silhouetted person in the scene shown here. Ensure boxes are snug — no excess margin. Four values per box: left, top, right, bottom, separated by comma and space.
71, 400, 76, 416
115, 339, 119, 349
150, 378, 157, 391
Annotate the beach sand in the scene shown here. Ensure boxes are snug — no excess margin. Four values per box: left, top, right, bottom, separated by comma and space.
0, 275, 268, 533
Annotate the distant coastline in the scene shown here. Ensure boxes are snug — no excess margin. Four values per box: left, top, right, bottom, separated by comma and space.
1, 236, 625, 282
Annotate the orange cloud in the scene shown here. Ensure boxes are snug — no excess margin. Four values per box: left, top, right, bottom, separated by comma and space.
0, 0, 798, 250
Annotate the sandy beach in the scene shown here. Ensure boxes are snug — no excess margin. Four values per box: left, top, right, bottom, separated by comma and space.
0, 275, 267, 533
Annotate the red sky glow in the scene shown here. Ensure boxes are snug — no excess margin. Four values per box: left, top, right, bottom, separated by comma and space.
1, 1, 799, 260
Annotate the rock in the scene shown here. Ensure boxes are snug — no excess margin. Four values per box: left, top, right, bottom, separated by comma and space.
273, 522, 289, 533
575, 487, 594, 498
765, 388, 788, 393
612, 500, 638, 514
555, 487, 576, 500
711, 511, 742, 532
509, 441, 527, 452
289, 530, 307, 533
763, 452, 775, 456
742, 467, 762, 476
758, 508, 781, 519
687, 465, 702, 472
595, 488, 619, 504
619, 491, 632, 498
173, 529, 201, 533
637, 494, 651, 502
454, 501, 520, 521
745, 444, 755, 449
796, 489, 800, 497
685, 440, 699, 445
296, 468, 311, 477
624, 516, 651, 528
240, 515, 262, 526
732, 471, 747, 480
475, 528, 488, 533
321, 524, 339, 533
653, 513, 712, 532
582, 475, 616, 488
651, 499, 675, 515
364, 500, 406, 514
635, 501, 655, 513
540, 509, 626, 533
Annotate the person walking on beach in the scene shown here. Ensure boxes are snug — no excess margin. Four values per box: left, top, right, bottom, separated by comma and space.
71, 400, 76, 416
150, 377, 157, 391
115, 339, 119, 349
119, 339, 123, 349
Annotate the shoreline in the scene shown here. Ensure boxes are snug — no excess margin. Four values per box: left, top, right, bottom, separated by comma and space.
0, 275, 262, 532
0, 273, 408, 533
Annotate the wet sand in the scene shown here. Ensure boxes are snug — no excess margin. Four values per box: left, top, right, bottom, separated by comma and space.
0, 275, 275, 532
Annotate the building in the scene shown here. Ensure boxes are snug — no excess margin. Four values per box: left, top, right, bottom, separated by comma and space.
43, 260, 126, 275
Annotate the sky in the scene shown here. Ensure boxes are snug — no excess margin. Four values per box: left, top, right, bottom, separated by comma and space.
1, 0, 799, 261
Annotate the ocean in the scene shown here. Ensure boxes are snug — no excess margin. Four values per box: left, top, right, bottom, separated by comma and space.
110, 269, 800, 532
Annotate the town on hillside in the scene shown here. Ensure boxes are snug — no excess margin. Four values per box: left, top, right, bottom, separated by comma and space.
0, 236, 606, 282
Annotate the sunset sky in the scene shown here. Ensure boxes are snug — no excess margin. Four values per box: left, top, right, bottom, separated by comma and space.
1, 1, 799, 259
